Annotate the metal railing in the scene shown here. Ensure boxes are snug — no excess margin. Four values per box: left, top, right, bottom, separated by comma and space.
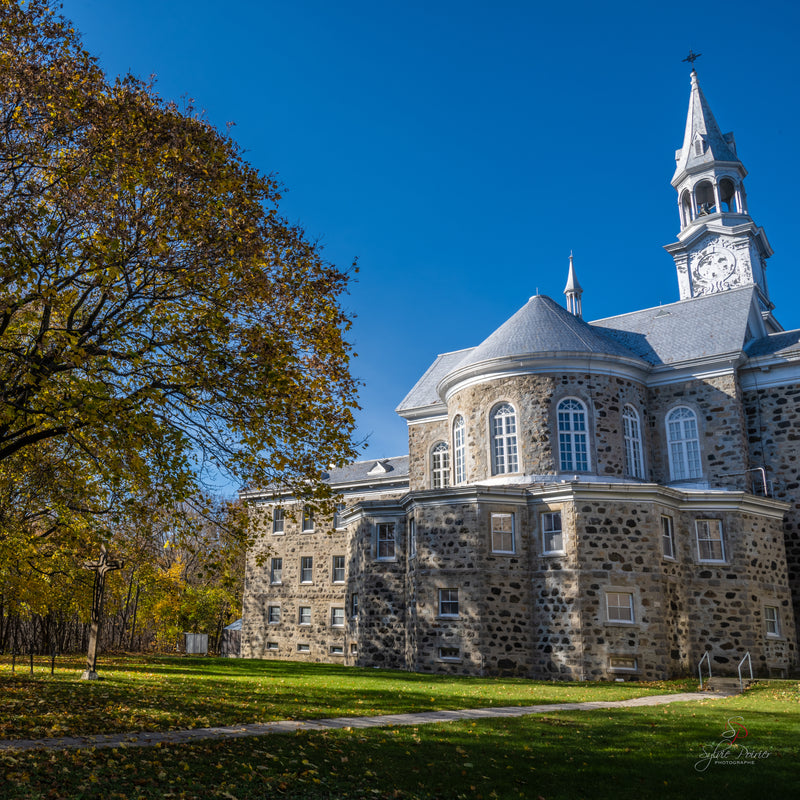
698, 650, 712, 690
738, 651, 753, 692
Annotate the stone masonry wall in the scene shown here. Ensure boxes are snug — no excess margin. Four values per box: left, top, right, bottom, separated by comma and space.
407, 418, 449, 492
743, 382, 800, 645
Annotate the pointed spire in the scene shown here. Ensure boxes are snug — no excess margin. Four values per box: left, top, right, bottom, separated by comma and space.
563, 252, 583, 319
672, 69, 743, 186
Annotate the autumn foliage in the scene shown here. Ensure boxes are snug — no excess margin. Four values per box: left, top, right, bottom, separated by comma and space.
0, 0, 359, 651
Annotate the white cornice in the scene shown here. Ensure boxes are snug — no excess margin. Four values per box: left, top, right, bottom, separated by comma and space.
740, 354, 800, 390
439, 353, 650, 402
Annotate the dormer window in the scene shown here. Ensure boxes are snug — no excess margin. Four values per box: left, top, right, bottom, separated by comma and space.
693, 136, 705, 156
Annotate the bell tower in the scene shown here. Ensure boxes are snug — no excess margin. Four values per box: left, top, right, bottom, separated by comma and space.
664, 68, 778, 328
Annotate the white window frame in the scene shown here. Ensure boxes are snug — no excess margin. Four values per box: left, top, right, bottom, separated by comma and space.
557, 398, 590, 472
622, 404, 645, 479
453, 415, 467, 484
666, 406, 702, 481
376, 522, 396, 561
272, 507, 285, 535
438, 646, 461, 662
350, 593, 359, 618
270, 557, 283, 584
764, 605, 780, 637
332, 555, 345, 583
329, 645, 344, 655
298, 606, 312, 625
266, 641, 279, 651
491, 402, 519, 475
431, 441, 450, 489
333, 503, 346, 530
408, 517, 417, 558
695, 519, 725, 562
438, 588, 459, 618
490, 512, 515, 554
608, 655, 638, 672
661, 515, 675, 560
267, 605, 281, 624
302, 506, 315, 532
300, 556, 313, 583
606, 591, 635, 623
297, 643, 310, 653
331, 607, 345, 627
541, 510, 563, 554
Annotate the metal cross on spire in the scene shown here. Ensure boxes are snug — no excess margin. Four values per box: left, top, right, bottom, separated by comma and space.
682, 49, 702, 70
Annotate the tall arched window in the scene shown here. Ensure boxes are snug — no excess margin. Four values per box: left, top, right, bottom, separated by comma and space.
453, 416, 466, 485
491, 402, 519, 475
431, 441, 450, 489
557, 398, 589, 472
622, 405, 645, 479
666, 406, 702, 480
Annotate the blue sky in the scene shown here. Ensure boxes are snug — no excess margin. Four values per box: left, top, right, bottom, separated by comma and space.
61, 0, 800, 465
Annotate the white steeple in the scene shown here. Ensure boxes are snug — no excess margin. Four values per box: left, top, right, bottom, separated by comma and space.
664, 68, 777, 327
563, 253, 583, 319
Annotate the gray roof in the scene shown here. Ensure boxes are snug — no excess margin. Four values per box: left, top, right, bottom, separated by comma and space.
324, 455, 409, 486
452, 295, 644, 370
745, 329, 800, 358
396, 349, 473, 414
592, 287, 758, 365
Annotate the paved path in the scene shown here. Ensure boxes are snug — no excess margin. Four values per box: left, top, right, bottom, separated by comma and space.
0, 691, 730, 752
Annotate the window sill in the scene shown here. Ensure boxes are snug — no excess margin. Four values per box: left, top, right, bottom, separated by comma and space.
541, 550, 565, 557
605, 620, 636, 626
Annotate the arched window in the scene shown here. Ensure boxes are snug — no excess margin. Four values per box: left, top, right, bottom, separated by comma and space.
622, 405, 645, 479
680, 189, 693, 226
453, 415, 466, 485
431, 441, 450, 489
694, 180, 715, 215
666, 406, 702, 480
557, 398, 589, 472
491, 403, 519, 475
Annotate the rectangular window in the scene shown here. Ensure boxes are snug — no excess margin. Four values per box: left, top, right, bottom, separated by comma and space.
329, 645, 344, 655
438, 588, 459, 617
409, 517, 417, 558
302, 507, 314, 532
350, 593, 359, 618
333, 503, 346, 529
438, 647, 460, 661
298, 606, 312, 625
272, 507, 284, 534
267, 605, 281, 624
606, 592, 634, 623
696, 519, 725, 562
300, 556, 313, 583
297, 643, 310, 653
490, 512, 515, 554
270, 557, 283, 584
541, 511, 563, 554
267, 641, 279, 651
332, 555, 345, 583
609, 655, 638, 671
331, 607, 345, 627
376, 522, 396, 560
350, 642, 358, 655
765, 606, 780, 637
661, 515, 675, 559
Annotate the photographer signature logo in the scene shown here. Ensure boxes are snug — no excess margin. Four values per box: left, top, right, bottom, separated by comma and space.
694, 716, 772, 772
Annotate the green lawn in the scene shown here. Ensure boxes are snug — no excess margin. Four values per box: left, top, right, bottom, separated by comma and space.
0, 654, 696, 739
0, 656, 796, 800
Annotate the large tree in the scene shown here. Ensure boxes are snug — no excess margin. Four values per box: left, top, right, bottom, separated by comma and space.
0, 0, 359, 525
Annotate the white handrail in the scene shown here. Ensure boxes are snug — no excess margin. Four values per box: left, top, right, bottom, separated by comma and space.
738, 651, 753, 692
698, 650, 712, 690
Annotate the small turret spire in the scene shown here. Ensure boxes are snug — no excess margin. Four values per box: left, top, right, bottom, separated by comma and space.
563, 252, 583, 319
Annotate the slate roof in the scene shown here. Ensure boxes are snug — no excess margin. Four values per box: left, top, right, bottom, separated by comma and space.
745, 329, 800, 359
452, 294, 644, 371
592, 287, 757, 366
396, 349, 473, 413
324, 455, 409, 485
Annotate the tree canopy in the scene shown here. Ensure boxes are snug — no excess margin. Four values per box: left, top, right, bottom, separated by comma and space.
0, 0, 359, 522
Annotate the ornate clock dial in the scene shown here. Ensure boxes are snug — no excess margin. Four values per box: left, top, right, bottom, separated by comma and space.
693, 244, 737, 293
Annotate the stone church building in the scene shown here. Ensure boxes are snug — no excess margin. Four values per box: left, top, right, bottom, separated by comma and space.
241, 70, 799, 680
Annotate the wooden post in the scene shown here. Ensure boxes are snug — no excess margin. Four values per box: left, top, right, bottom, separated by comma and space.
81, 545, 122, 680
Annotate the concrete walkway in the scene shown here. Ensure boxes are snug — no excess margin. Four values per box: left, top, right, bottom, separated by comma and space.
0, 690, 732, 753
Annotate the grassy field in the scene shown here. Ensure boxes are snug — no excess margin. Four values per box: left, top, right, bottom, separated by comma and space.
0, 655, 797, 800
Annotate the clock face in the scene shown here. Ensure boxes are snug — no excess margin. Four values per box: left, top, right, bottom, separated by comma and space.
693, 245, 737, 293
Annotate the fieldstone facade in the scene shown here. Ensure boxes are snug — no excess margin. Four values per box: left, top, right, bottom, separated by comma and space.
241, 70, 800, 680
